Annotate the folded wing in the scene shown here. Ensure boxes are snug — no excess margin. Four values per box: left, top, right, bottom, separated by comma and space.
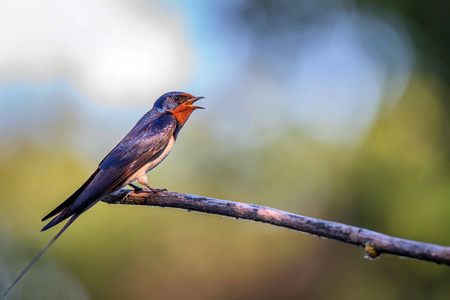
41, 114, 177, 231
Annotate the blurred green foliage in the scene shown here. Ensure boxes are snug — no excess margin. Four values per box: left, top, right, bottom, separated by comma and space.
2, 72, 450, 299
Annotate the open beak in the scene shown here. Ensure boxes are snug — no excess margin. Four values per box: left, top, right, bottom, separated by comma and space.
183, 96, 205, 109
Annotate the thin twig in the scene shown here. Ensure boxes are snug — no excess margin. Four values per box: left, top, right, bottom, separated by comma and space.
101, 189, 450, 265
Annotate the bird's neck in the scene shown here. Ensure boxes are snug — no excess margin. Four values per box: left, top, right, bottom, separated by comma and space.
170, 105, 197, 127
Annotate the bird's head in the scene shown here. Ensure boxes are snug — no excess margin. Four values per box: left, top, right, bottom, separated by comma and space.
153, 91, 204, 125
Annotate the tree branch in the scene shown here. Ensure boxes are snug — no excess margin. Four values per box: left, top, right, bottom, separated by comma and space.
102, 189, 450, 265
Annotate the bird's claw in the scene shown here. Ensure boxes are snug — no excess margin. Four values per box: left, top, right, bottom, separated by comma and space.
148, 187, 167, 193
143, 184, 167, 193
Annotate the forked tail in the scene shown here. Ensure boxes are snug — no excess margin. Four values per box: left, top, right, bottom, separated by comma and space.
3, 213, 80, 297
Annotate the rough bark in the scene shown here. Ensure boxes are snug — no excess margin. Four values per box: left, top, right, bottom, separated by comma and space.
102, 189, 450, 265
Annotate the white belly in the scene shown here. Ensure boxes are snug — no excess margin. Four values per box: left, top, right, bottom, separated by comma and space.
124, 136, 175, 186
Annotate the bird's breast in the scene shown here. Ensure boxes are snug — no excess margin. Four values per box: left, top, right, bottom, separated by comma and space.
125, 136, 175, 185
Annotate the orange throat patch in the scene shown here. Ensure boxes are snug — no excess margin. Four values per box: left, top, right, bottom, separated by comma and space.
171, 104, 197, 126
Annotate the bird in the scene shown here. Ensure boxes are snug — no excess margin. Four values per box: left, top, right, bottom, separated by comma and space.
3, 91, 204, 297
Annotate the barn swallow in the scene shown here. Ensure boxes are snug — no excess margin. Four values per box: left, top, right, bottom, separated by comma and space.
3, 91, 204, 296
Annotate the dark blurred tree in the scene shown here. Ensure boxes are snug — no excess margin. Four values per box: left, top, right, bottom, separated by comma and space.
356, 0, 450, 85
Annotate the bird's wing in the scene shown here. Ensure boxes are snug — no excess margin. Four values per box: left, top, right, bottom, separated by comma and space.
99, 114, 176, 171
41, 115, 177, 230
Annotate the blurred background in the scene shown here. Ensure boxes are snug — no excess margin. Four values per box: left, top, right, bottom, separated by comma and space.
1, 0, 449, 299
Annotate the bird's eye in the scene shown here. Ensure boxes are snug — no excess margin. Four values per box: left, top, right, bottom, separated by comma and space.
173, 95, 180, 101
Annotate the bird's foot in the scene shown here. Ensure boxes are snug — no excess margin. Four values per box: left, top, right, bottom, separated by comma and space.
144, 184, 167, 193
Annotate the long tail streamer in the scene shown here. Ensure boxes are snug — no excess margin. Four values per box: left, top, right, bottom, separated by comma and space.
3, 214, 80, 297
